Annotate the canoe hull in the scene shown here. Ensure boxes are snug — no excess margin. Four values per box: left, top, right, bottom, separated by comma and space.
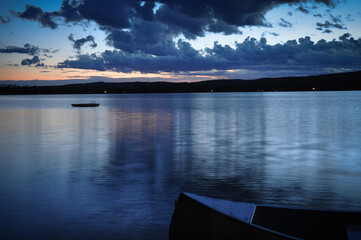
169, 193, 361, 240
169, 193, 292, 240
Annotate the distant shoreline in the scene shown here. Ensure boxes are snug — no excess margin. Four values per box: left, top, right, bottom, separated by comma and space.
1, 71, 361, 95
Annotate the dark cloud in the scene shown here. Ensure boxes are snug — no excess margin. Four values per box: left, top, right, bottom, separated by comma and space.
314, 14, 322, 17
105, 20, 180, 56
262, 31, 279, 37
269, 32, 280, 36
58, 35, 361, 75
136, 1, 156, 22
345, 14, 354, 22
42, 49, 60, 54
287, 11, 293, 16
279, 18, 293, 28
316, 20, 345, 30
155, 5, 208, 39
0, 43, 40, 55
60, 0, 82, 22
339, 33, 351, 41
35, 63, 45, 67
14, 4, 59, 29
330, 14, 341, 23
68, 34, 97, 52
315, 12, 346, 32
14, 0, 338, 34
207, 20, 241, 35
0, 16, 11, 24
12, 0, 342, 76
21, 56, 40, 65
297, 5, 310, 14
77, 0, 137, 29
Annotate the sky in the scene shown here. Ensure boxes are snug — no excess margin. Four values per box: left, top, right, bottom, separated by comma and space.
0, 0, 361, 83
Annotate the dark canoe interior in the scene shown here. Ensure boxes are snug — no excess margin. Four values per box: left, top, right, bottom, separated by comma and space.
252, 205, 361, 239
169, 193, 361, 240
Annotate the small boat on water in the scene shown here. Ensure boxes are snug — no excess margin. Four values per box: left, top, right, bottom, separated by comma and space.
169, 192, 361, 240
71, 102, 100, 107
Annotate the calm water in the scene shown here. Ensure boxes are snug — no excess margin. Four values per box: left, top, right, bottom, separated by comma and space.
0, 92, 361, 239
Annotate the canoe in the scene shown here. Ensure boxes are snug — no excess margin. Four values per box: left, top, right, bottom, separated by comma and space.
71, 103, 99, 107
169, 192, 361, 240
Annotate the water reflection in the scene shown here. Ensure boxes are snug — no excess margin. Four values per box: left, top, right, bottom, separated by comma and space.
0, 92, 361, 239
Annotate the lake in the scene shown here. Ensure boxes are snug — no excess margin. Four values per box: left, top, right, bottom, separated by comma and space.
0, 92, 361, 239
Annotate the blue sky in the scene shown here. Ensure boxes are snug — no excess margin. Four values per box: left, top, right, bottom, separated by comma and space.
0, 0, 361, 83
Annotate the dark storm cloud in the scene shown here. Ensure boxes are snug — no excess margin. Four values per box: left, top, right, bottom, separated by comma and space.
155, 5, 208, 39
14, 0, 338, 32
13, 0, 343, 75
21, 55, 40, 65
0, 43, 40, 55
136, 1, 156, 22
60, 0, 82, 22
12, 0, 340, 58
323, 29, 333, 33
68, 34, 97, 52
77, 0, 137, 29
105, 20, 180, 56
158, 0, 334, 27
58, 34, 361, 74
0, 16, 11, 24
100, 0, 334, 54
279, 18, 293, 28
14, 4, 59, 29
207, 20, 241, 35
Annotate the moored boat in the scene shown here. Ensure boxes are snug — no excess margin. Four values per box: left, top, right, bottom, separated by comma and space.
169, 192, 361, 240
71, 103, 100, 107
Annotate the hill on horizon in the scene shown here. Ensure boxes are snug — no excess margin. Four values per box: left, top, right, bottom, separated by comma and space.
1, 70, 361, 95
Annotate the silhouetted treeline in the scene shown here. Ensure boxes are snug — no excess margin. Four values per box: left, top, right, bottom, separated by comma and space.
1, 71, 361, 95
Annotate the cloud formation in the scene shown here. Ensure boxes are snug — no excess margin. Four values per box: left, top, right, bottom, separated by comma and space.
12, 0, 340, 57
58, 34, 361, 75
316, 20, 345, 30
297, 5, 310, 14
14, 0, 337, 34
316, 13, 346, 32
21, 56, 41, 65
0, 16, 11, 24
13, 0, 354, 79
0, 43, 40, 55
13, 4, 59, 29
279, 18, 293, 28
68, 34, 97, 52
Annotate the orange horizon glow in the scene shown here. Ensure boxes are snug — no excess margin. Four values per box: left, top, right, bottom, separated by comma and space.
0, 66, 226, 82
